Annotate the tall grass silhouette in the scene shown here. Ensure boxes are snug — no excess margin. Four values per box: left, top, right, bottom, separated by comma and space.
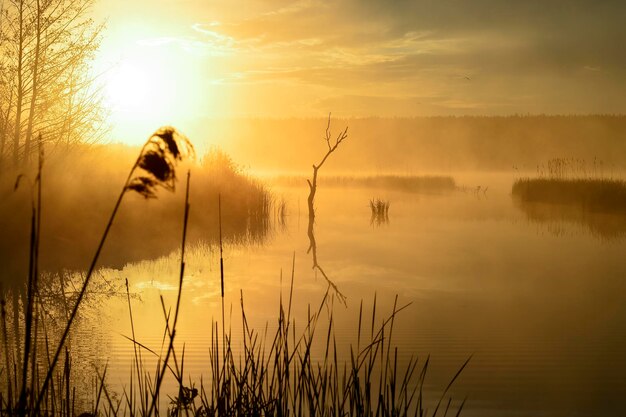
115, 269, 470, 417
2, 126, 194, 416
0, 127, 469, 417
0, 145, 277, 278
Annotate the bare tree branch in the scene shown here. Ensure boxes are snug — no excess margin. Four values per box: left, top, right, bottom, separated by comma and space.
306, 113, 349, 305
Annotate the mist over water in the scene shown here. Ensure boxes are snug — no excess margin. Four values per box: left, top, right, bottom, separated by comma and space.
197, 116, 626, 174
2, 0, 625, 411
2, 119, 626, 416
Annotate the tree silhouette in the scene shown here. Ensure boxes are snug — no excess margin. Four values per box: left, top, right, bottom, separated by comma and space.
306, 114, 348, 304
306, 113, 348, 220
0, 0, 106, 167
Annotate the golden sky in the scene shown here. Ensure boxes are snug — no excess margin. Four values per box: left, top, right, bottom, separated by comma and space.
92, 0, 626, 141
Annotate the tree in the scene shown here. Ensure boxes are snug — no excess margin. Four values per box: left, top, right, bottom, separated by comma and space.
0, 0, 106, 167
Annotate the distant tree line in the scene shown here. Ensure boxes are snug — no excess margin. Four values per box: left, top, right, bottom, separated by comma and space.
213, 115, 626, 172
0, 0, 105, 167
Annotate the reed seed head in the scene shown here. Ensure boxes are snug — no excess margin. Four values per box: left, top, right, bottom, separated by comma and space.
126, 126, 195, 198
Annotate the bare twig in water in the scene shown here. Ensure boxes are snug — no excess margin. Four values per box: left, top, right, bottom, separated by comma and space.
305, 114, 349, 304
306, 113, 348, 221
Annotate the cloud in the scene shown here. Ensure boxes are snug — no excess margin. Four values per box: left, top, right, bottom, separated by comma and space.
128, 0, 626, 114
311, 94, 485, 117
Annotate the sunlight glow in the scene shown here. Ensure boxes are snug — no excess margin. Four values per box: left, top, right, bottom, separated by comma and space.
105, 62, 162, 114
100, 49, 187, 143
94, 22, 211, 144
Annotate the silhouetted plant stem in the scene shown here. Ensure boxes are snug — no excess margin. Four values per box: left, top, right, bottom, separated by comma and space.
18, 202, 36, 416
125, 278, 146, 414
34, 127, 194, 415
33, 158, 131, 415
219, 194, 224, 300
218, 193, 226, 389
19, 135, 43, 416
432, 355, 472, 417
147, 169, 191, 417
1, 296, 13, 412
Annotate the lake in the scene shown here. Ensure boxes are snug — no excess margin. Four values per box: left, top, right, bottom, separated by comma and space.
42, 172, 626, 417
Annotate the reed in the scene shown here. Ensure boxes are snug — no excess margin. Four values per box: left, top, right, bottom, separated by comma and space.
512, 178, 626, 212
512, 157, 626, 238
3, 262, 469, 417
0, 145, 279, 280
370, 198, 390, 226
370, 198, 390, 216
0, 130, 469, 417
1, 127, 195, 416
118, 275, 470, 417
512, 155, 626, 212
0, 270, 471, 416
534, 157, 613, 180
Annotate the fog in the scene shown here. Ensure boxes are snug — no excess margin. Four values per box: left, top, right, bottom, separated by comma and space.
2, 116, 626, 416
191, 115, 626, 173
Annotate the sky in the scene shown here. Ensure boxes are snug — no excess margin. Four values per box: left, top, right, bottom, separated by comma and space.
91, 0, 626, 140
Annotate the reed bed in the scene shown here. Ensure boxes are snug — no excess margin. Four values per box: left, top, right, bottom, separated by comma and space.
534, 157, 613, 180
0, 145, 280, 285
0, 128, 468, 417
1, 275, 469, 417
0, 265, 470, 417
512, 157, 626, 237
512, 157, 626, 211
512, 178, 626, 212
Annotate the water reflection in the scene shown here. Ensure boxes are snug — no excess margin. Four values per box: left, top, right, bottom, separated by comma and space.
306, 200, 347, 304
3, 173, 626, 417
513, 198, 626, 240
369, 198, 390, 227
0, 271, 118, 411
0, 178, 277, 288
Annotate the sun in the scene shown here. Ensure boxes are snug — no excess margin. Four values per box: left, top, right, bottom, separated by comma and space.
103, 50, 185, 120
100, 50, 195, 144
92, 21, 214, 144
105, 61, 159, 114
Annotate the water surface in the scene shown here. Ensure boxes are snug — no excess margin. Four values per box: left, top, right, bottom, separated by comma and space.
70, 173, 626, 417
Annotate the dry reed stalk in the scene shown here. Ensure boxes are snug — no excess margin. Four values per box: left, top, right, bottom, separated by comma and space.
33, 127, 194, 415
146, 169, 191, 417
